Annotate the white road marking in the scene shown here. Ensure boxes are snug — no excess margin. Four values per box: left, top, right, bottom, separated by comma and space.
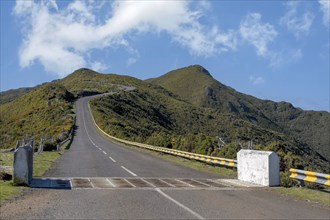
175, 179, 195, 187
155, 188, 204, 220
102, 151, 107, 155
88, 178, 95, 188
109, 156, 116, 162
106, 178, 116, 187
121, 166, 137, 177
140, 179, 156, 187
191, 179, 212, 187
123, 178, 136, 187
159, 179, 176, 187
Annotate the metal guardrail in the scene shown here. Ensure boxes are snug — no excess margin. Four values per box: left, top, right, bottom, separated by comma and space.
289, 168, 330, 187
88, 102, 237, 168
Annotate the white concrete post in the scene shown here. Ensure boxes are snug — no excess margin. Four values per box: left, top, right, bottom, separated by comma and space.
237, 150, 280, 186
13, 145, 33, 185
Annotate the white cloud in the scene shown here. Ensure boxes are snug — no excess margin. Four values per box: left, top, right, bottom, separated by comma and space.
280, 2, 314, 38
126, 58, 137, 66
249, 75, 265, 85
13, 0, 237, 77
90, 61, 107, 72
239, 13, 278, 57
269, 48, 303, 68
319, 0, 330, 27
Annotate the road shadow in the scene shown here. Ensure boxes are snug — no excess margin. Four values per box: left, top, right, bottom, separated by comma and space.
30, 178, 71, 190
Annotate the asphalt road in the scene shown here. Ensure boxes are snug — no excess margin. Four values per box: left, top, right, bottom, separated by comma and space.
45, 95, 220, 179
1, 95, 329, 219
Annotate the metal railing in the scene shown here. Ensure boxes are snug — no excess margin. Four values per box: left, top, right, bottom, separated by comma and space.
88, 103, 237, 168
289, 168, 330, 187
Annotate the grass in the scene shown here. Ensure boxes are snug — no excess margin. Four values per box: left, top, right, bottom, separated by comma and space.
0, 180, 22, 202
0, 143, 68, 202
273, 187, 330, 206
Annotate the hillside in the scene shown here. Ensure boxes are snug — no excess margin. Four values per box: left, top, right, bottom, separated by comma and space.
0, 87, 33, 104
0, 83, 75, 150
1, 67, 328, 175
90, 87, 329, 174
149, 65, 330, 161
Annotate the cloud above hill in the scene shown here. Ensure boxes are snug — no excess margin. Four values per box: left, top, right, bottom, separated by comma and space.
13, 0, 237, 77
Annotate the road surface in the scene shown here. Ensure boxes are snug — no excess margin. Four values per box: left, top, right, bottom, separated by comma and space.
1, 95, 329, 219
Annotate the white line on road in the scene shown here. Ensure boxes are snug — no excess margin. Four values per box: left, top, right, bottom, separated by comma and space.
109, 156, 116, 162
88, 178, 95, 188
106, 178, 116, 187
141, 179, 156, 187
102, 151, 107, 155
121, 166, 137, 177
175, 179, 195, 187
123, 178, 136, 187
155, 188, 204, 220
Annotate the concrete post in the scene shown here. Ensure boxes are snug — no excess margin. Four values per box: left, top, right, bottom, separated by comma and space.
13, 145, 33, 185
237, 150, 280, 186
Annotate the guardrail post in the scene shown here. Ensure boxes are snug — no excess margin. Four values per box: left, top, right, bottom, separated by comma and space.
237, 150, 280, 186
13, 145, 33, 186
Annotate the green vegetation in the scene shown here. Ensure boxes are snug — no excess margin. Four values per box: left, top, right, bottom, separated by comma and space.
274, 187, 330, 206
0, 87, 33, 104
1, 65, 329, 187
149, 65, 330, 162
90, 85, 329, 175
0, 83, 75, 150
0, 180, 22, 202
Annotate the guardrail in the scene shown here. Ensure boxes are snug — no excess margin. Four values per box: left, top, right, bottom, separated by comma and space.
88, 102, 237, 168
57, 116, 76, 151
289, 168, 330, 187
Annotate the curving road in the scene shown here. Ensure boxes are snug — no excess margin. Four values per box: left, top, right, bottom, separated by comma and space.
1, 95, 329, 219
45, 95, 221, 179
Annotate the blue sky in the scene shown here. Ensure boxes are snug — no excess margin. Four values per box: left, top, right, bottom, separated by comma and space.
1, 0, 329, 111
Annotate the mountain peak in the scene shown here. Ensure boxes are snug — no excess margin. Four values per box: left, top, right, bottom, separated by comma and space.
180, 65, 212, 78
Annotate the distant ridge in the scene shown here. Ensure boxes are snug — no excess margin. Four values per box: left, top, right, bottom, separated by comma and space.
1, 66, 329, 176
149, 65, 330, 161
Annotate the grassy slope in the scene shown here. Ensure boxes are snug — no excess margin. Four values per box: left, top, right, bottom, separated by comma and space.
149, 65, 330, 161
0, 87, 33, 104
1, 67, 328, 174
90, 78, 328, 174
0, 83, 75, 150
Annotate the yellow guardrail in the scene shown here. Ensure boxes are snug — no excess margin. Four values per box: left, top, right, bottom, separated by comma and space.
289, 168, 330, 186
88, 102, 237, 168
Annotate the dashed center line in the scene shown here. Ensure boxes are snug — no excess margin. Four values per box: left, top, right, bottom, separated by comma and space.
121, 166, 138, 177
102, 151, 107, 155
109, 156, 116, 162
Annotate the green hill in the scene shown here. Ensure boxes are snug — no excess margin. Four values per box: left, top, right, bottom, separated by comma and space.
0, 87, 33, 104
0, 83, 75, 150
1, 67, 328, 176
149, 65, 330, 161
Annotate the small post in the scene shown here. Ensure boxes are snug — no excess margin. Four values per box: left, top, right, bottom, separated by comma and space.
13, 145, 33, 185
38, 137, 44, 154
